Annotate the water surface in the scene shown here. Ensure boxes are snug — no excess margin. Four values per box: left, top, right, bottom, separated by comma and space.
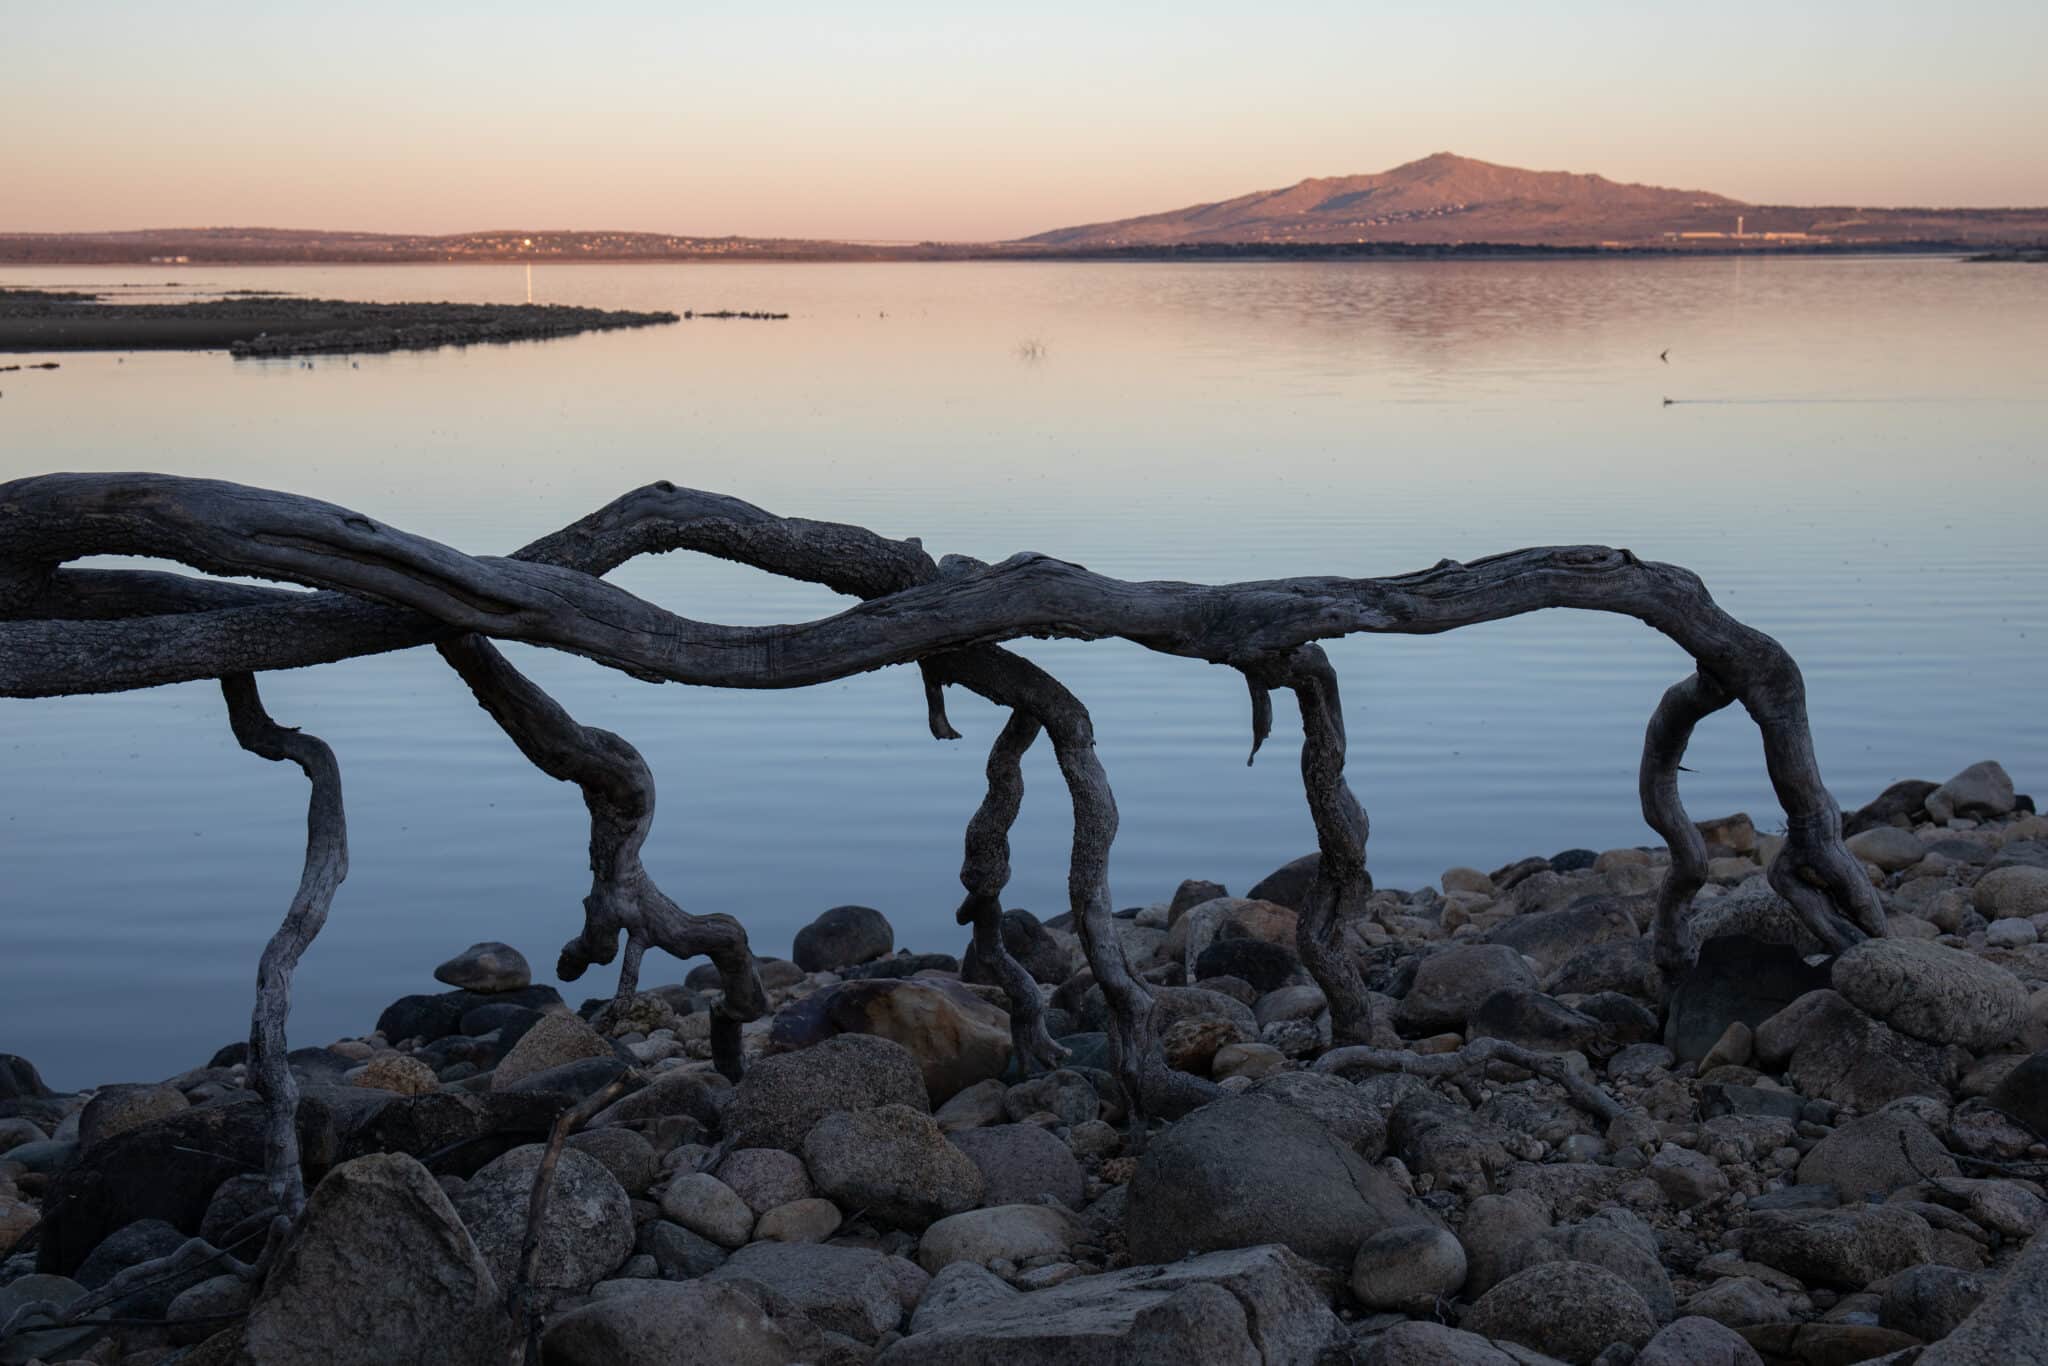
2, 257, 2044, 1086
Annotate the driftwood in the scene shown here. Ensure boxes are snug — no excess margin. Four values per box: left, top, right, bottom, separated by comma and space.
0, 471, 1885, 1206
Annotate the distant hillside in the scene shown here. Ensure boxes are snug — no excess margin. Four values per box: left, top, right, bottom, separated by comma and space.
1022, 153, 2048, 248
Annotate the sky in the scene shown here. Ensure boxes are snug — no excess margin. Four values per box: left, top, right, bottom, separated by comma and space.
6, 1, 2045, 241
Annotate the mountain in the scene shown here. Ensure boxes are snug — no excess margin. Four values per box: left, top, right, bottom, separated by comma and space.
1024, 153, 1764, 247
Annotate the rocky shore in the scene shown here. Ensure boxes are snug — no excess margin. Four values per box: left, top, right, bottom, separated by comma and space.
0, 289, 678, 356
4, 759, 2048, 1365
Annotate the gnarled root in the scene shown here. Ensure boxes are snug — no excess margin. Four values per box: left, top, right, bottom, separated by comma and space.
222, 673, 347, 1236
1244, 646, 1377, 1045
1315, 1038, 1626, 1125
436, 636, 765, 1079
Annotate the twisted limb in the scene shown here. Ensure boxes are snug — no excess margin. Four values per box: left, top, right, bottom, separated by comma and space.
1315, 1038, 1626, 1125
222, 674, 347, 1235
1244, 645, 1377, 1044
435, 636, 765, 1080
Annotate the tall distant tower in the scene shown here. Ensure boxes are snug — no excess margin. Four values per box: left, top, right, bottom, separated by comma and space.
1737, 214, 1745, 238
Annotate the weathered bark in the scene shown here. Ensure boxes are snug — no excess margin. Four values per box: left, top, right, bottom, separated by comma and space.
221, 673, 347, 1228
435, 635, 766, 1077
1244, 646, 1376, 1045
1, 472, 1886, 1132
1315, 1038, 1625, 1124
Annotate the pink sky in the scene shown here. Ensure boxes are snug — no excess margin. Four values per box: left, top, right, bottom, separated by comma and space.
6, 2, 2044, 240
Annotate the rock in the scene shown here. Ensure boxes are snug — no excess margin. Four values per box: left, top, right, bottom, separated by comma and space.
585, 1069, 726, 1131
1845, 779, 1939, 836
1797, 1108, 1958, 1199
1161, 1015, 1250, 1074
454, 1144, 632, 1295
1665, 935, 1833, 1062
1683, 1277, 1789, 1329
707, 1239, 928, 1342
376, 984, 564, 1044
495, 1055, 628, 1100
1213, 1041, 1288, 1080
564, 1126, 658, 1196
36, 1095, 333, 1276
1880, 1263, 1986, 1342
1195, 937, 1301, 992
241, 1153, 510, 1365
1468, 989, 1609, 1054
1845, 826, 1928, 871
1743, 1206, 1934, 1289
1698, 813, 1759, 854
1458, 1193, 1554, 1298
1360, 1320, 1552, 1364
0, 1053, 51, 1101
848, 952, 966, 981
713, 1147, 813, 1215
167, 1270, 255, 1345
1246, 1070, 1389, 1159
1548, 938, 1662, 1000
74, 1216, 185, 1292
1987, 917, 2039, 948
1463, 1261, 1658, 1364
490, 1012, 615, 1090
1774, 990, 1957, 1111
1167, 897, 1299, 970
1927, 761, 2016, 822
78, 1082, 188, 1152
1699, 1021, 1754, 1072
769, 977, 1010, 1106
876, 1243, 1336, 1366
1736, 1323, 1924, 1363
1350, 1224, 1468, 1313
755, 1197, 842, 1243
1831, 938, 2026, 1050
340, 1087, 570, 1177
658, 1172, 756, 1248
919, 1203, 1081, 1272
1501, 1218, 1677, 1322
791, 904, 895, 972
1396, 944, 1539, 1035
1912, 1220, 2048, 1363
1003, 1069, 1100, 1126
962, 908, 1071, 985
1487, 899, 1638, 976
1650, 1145, 1731, 1210
639, 1220, 728, 1278
1171, 878, 1230, 917
1126, 1095, 1426, 1266
935, 1077, 1009, 1131
803, 1104, 983, 1228
345, 1053, 439, 1095
909, 1260, 1021, 1333
541, 1279, 798, 1366
1987, 1051, 2048, 1136
724, 1033, 929, 1151
948, 1122, 1086, 1207
1974, 865, 2048, 920
1149, 984, 1259, 1037
1636, 1317, 1763, 1366
433, 941, 531, 992
1248, 852, 1321, 910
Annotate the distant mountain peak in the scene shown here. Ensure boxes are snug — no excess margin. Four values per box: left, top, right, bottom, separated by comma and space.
1022, 154, 1746, 248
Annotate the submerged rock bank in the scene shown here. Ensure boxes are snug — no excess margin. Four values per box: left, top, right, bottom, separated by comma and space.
4, 759, 2048, 1364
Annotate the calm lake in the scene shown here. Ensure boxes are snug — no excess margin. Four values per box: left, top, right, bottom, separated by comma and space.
3, 257, 2044, 1087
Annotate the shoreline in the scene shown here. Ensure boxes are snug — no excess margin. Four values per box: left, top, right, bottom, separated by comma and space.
3, 757, 2045, 1361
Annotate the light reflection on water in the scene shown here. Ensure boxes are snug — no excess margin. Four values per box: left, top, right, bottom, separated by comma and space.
1, 256, 2044, 1086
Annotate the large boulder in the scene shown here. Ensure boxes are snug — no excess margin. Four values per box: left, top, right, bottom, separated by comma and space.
769, 978, 1010, 1105
36, 1095, 334, 1276
1462, 1260, 1658, 1364
706, 1240, 929, 1342
1974, 866, 2048, 921
1987, 1051, 2048, 1137
1664, 934, 1833, 1062
340, 1088, 568, 1177
723, 1033, 929, 1150
1830, 938, 2026, 1050
541, 1280, 798, 1366
877, 1244, 1336, 1366
1797, 1107, 1959, 1199
1126, 1095, 1427, 1266
1487, 899, 1638, 976
1742, 1206, 1934, 1289
1245, 1070, 1389, 1159
1349, 1224, 1468, 1314
1914, 1221, 2048, 1364
1360, 1320, 1551, 1364
1394, 945, 1538, 1035
713, 1147, 814, 1215
1768, 989, 1957, 1111
1499, 1218, 1676, 1322
1637, 1317, 1764, 1366
792, 905, 895, 973
490, 1012, 616, 1089
947, 1122, 1086, 1207
584, 1069, 727, 1132
803, 1104, 984, 1229
1248, 853, 1321, 911
433, 941, 531, 992
78, 1083, 189, 1153
918, 1204, 1083, 1274
1845, 779, 1938, 837
240, 1153, 510, 1365
453, 1144, 632, 1296
1926, 760, 2016, 823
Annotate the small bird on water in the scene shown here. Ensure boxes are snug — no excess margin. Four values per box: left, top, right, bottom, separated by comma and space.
1659, 348, 1670, 362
